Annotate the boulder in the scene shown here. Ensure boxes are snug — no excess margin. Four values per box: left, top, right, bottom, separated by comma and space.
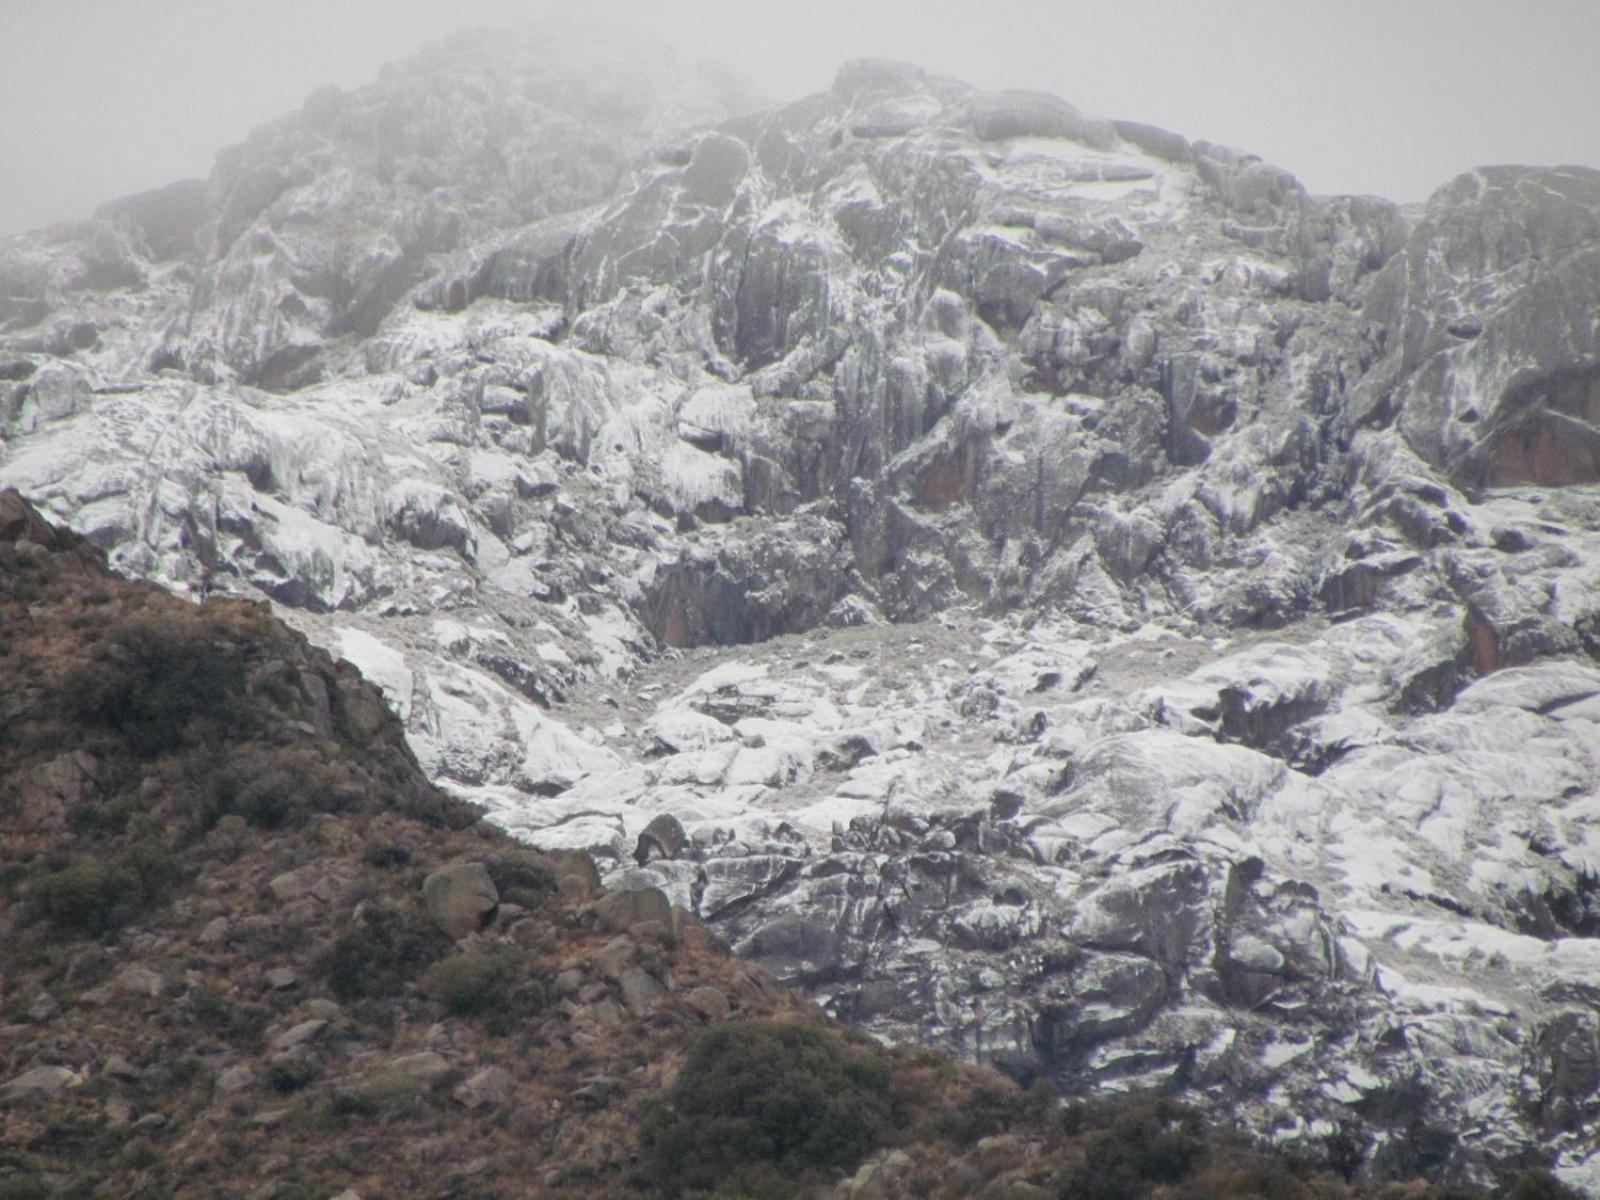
271, 1019, 327, 1050
546, 850, 603, 900
453, 1066, 514, 1109
588, 885, 672, 936
267, 864, 352, 904
617, 967, 667, 1016
387, 1051, 453, 1089
0, 1065, 83, 1105
422, 863, 499, 938
113, 964, 164, 998
683, 986, 731, 1022
216, 1065, 256, 1093
263, 967, 298, 990
634, 813, 690, 864
591, 936, 638, 981
103, 1056, 140, 1081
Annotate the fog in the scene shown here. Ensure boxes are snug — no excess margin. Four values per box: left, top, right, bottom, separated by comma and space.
3, 0, 1598, 235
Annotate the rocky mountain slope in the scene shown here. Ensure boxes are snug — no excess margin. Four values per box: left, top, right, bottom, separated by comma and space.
0, 486, 1504, 1200
3, 24, 1600, 1191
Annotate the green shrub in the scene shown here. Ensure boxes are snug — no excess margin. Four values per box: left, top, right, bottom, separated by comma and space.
33, 842, 186, 935
362, 841, 413, 868
641, 1020, 896, 1197
164, 1057, 204, 1090
484, 980, 549, 1037
934, 1081, 1052, 1147
187, 985, 264, 1047
422, 951, 515, 1016
395, 787, 483, 831
199, 749, 347, 833
327, 1089, 380, 1120
204, 814, 252, 861
122, 1143, 162, 1170
320, 905, 448, 1001
188, 985, 234, 1032
61, 615, 248, 757
0, 1178, 50, 1200
339, 1069, 424, 1114
483, 853, 556, 910
65, 793, 132, 837
265, 1059, 321, 1095
1508, 1171, 1584, 1200
1057, 1096, 1205, 1200
228, 770, 308, 830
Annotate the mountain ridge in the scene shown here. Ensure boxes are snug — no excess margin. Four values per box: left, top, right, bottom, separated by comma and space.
3, 26, 1600, 1189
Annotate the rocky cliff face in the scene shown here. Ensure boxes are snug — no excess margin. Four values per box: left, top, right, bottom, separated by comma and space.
4, 26, 1600, 1190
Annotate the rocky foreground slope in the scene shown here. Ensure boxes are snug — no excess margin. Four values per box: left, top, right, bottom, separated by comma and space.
3, 25, 1600, 1190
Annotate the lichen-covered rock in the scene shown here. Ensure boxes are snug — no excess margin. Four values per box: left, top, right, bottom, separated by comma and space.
587, 885, 672, 936
0, 1066, 84, 1105
422, 862, 499, 939
454, 1065, 514, 1109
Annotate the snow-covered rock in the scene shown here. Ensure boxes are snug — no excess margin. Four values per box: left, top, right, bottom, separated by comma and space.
4, 25, 1600, 1186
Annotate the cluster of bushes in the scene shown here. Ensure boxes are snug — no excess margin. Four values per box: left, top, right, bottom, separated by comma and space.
421, 950, 549, 1038
422, 951, 519, 1016
193, 747, 351, 833
639, 1020, 897, 1198
32, 841, 186, 935
60, 613, 250, 758
932, 1078, 1055, 1147
319, 904, 450, 1001
1055, 1097, 1205, 1200
627, 1025, 1587, 1200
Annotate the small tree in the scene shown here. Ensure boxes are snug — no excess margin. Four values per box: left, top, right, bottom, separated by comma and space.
641, 1020, 896, 1197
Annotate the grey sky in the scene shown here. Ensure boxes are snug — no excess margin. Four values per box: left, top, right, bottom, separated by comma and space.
2, 0, 1598, 236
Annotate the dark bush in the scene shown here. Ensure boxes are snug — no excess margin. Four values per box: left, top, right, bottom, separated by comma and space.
396, 787, 484, 831
188, 985, 235, 1032
484, 980, 549, 1037
187, 985, 265, 1047
33, 842, 186, 935
225, 771, 308, 830
319, 905, 448, 1001
65, 793, 133, 837
1178, 1158, 1316, 1200
934, 1081, 1052, 1147
362, 841, 413, 868
195, 749, 353, 833
164, 1057, 204, 1089
61, 615, 248, 757
483, 853, 556, 910
1508, 1171, 1584, 1200
265, 1058, 321, 1095
1057, 1096, 1205, 1200
641, 1020, 896, 1197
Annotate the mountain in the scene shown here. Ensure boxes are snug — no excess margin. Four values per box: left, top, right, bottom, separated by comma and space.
1, 490, 1502, 1199
3, 24, 1600, 1191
